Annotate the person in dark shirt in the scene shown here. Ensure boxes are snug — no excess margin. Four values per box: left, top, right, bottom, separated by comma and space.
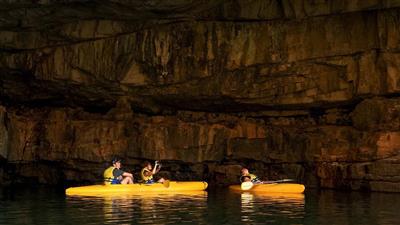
103, 157, 134, 185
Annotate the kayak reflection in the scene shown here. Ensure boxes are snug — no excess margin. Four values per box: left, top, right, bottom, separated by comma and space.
67, 191, 208, 224
239, 192, 305, 224
240, 192, 305, 204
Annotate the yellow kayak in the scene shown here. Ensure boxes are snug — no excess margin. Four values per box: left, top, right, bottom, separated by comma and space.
66, 181, 208, 196
67, 190, 208, 198
229, 183, 305, 193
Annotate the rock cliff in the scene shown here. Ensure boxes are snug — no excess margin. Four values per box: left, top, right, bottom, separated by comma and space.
0, 0, 399, 192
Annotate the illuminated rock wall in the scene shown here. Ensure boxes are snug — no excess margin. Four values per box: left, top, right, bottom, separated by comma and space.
0, 1, 399, 191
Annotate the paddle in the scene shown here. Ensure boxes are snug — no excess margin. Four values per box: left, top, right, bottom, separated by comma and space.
240, 179, 295, 190
260, 179, 294, 184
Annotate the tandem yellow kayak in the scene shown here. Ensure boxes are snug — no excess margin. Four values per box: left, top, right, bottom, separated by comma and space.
229, 183, 305, 193
66, 181, 208, 196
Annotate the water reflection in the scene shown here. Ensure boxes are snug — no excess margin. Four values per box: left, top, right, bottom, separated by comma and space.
2, 187, 400, 225
306, 190, 400, 225
238, 192, 305, 224
67, 191, 208, 225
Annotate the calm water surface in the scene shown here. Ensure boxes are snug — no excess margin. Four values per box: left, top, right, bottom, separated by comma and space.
0, 186, 399, 225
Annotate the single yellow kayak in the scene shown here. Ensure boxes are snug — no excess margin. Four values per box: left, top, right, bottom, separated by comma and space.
67, 190, 208, 198
229, 183, 305, 193
66, 181, 208, 196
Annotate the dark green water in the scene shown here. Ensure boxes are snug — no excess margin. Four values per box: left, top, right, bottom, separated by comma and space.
0, 187, 399, 225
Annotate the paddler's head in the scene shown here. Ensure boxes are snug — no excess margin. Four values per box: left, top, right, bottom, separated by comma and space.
241, 168, 249, 176
112, 157, 121, 169
143, 161, 152, 170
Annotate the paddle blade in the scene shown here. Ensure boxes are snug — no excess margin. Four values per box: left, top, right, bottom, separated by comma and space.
163, 180, 170, 188
241, 181, 254, 190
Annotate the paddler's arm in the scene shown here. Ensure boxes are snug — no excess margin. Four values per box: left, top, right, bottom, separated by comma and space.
152, 161, 160, 174
144, 170, 153, 176
155, 163, 161, 174
122, 171, 133, 178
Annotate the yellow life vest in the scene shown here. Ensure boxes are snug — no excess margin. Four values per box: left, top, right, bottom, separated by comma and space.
141, 168, 153, 181
103, 166, 115, 185
249, 173, 258, 181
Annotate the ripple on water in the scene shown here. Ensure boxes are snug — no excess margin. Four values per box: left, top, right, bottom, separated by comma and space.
1, 188, 400, 225
235, 192, 305, 225
66, 192, 209, 225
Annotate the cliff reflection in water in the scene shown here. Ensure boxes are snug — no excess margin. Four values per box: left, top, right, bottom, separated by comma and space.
67, 191, 208, 224
66, 190, 305, 225
3, 187, 400, 225
239, 192, 305, 224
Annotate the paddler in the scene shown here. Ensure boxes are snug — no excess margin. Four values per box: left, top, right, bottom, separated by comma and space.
103, 157, 134, 185
141, 161, 165, 184
240, 168, 261, 183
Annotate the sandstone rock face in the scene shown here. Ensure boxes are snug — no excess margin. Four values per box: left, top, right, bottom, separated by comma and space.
0, 1, 400, 191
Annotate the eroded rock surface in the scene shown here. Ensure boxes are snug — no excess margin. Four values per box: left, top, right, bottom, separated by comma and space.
0, 1, 400, 191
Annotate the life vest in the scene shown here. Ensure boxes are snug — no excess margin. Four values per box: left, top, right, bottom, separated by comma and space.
103, 166, 116, 185
240, 173, 259, 183
141, 168, 153, 181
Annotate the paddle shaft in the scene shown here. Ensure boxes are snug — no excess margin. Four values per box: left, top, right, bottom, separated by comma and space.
241, 179, 295, 190
259, 179, 294, 184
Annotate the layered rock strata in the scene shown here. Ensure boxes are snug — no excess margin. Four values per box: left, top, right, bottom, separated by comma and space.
0, 1, 399, 192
